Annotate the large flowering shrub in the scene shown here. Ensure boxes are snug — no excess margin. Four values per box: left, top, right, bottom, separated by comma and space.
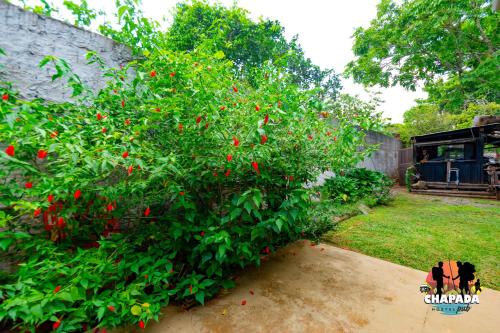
0, 7, 382, 333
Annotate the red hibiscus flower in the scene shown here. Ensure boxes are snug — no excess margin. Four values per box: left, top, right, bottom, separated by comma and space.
48, 194, 54, 203
232, 137, 239, 147
255, 105, 260, 111
150, 70, 156, 77
251, 161, 260, 174
308, 134, 313, 140
97, 113, 103, 121
54, 285, 61, 293
121, 100, 125, 108
144, 207, 151, 217
179, 191, 185, 196
139, 320, 145, 329
125, 119, 131, 125
233, 86, 238, 93
53, 320, 61, 330
1, 94, 8, 101
225, 169, 231, 177
102, 127, 107, 133
34, 208, 42, 217
127, 165, 133, 175
107, 305, 115, 312
37, 149, 48, 159
326, 131, 331, 136
227, 154, 232, 162
196, 116, 202, 124
264, 114, 269, 125
50, 131, 58, 138
169, 72, 176, 78
200, 231, 205, 237
106, 203, 114, 212
57, 217, 65, 227
260, 135, 268, 144
5, 145, 14, 157
74, 189, 81, 200
220, 106, 226, 111
25, 182, 33, 189
122, 151, 129, 158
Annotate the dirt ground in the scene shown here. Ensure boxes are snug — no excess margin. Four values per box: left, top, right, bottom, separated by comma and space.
134, 242, 499, 333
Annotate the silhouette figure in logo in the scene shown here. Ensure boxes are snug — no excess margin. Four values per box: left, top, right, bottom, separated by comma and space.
432, 262, 449, 298
474, 279, 482, 294
453, 261, 476, 296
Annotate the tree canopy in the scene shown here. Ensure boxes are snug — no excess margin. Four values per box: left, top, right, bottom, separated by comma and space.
345, 0, 499, 112
165, 1, 341, 100
390, 102, 500, 146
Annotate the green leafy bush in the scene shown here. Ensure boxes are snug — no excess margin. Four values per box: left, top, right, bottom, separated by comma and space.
0, 41, 381, 332
321, 168, 393, 204
301, 168, 393, 239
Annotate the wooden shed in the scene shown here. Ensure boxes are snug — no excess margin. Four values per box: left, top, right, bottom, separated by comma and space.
409, 123, 500, 199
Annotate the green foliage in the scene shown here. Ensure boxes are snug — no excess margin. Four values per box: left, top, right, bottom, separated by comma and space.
405, 166, 416, 191
449, 102, 500, 128
20, 0, 58, 16
165, 0, 342, 100
302, 168, 393, 239
0, 230, 185, 332
345, 0, 499, 112
98, 0, 162, 55
62, 0, 97, 27
321, 168, 393, 205
392, 102, 500, 147
395, 104, 453, 146
303, 200, 361, 241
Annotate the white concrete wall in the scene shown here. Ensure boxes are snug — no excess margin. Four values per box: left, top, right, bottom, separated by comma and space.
0, 0, 132, 102
357, 130, 401, 178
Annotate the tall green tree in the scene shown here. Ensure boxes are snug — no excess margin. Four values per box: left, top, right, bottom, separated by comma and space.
393, 104, 453, 145
345, 0, 499, 112
165, 1, 341, 100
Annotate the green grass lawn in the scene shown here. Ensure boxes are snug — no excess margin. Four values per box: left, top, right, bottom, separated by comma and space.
323, 191, 500, 290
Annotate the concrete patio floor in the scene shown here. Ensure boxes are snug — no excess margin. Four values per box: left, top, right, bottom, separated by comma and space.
142, 241, 499, 333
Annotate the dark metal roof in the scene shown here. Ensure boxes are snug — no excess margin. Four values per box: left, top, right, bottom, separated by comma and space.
412, 123, 500, 144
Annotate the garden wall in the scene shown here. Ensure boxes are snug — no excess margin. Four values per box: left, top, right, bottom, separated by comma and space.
0, 1, 400, 177
357, 131, 401, 178
0, 0, 132, 102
